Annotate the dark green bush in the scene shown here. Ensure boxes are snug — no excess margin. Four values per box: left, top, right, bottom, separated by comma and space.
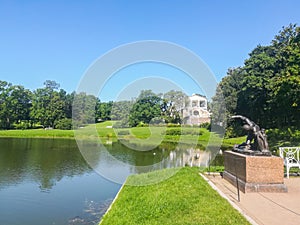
164, 129, 182, 136
199, 122, 211, 130
117, 130, 130, 135
14, 121, 31, 130
163, 128, 203, 136
266, 128, 300, 150
136, 122, 149, 127
54, 118, 73, 130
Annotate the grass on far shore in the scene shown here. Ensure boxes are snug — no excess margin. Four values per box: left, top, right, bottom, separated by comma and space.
99, 167, 250, 225
0, 121, 246, 150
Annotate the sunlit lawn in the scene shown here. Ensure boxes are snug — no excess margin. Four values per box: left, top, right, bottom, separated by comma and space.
0, 121, 244, 150
100, 167, 250, 225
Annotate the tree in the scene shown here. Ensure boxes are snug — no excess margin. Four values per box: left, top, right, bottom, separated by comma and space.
30, 81, 66, 128
269, 24, 300, 127
72, 92, 98, 127
162, 90, 189, 123
0, 81, 32, 129
211, 23, 300, 133
129, 90, 163, 127
110, 100, 133, 121
96, 101, 113, 121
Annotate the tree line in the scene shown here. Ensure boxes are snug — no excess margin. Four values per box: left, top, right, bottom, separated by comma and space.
0, 79, 188, 130
211, 24, 300, 136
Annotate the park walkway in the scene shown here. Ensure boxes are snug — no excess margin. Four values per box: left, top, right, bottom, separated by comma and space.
203, 173, 300, 225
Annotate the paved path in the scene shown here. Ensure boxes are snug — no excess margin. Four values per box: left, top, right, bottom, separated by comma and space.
204, 173, 300, 225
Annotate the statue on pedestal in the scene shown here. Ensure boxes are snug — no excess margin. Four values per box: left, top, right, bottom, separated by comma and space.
231, 115, 271, 156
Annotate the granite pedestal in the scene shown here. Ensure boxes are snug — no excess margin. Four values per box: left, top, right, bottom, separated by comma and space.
223, 151, 287, 193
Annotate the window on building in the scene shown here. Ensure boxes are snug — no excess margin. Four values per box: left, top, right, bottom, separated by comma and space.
200, 100, 206, 108
192, 101, 197, 107
193, 110, 199, 116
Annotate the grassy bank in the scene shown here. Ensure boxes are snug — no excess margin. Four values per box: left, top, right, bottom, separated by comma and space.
0, 121, 245, 150
100, 167, 250, 225
0, 128, 75, 138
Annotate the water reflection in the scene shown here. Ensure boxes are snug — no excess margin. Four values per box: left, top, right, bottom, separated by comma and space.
94, 141, 218, 181
0, 138, 221, 189
0, 138, 223, 225
0, 138, 92, 190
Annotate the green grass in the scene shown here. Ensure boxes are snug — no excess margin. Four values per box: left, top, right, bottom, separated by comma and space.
222, 136, 246, 150
100, 167, 250, 225
0, 128, 75, 138
0, 121, 243, 151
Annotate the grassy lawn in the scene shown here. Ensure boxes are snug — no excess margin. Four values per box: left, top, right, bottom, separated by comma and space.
100, 167, 250, 225
0, 128, 75, 138
0, 121, 245, 150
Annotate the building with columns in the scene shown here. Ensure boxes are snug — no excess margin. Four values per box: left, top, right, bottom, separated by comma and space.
182, 94, 210, 125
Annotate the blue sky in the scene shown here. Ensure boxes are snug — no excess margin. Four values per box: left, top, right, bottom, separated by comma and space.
1, 0, 300, 101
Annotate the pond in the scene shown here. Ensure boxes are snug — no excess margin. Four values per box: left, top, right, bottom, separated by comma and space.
0, 138, 221, 225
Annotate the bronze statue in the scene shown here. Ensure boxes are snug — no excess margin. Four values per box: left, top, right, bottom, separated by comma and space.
231, 115, 271, 156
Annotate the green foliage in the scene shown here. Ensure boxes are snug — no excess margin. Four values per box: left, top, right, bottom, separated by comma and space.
0, 81, 32, 129
211, 24, 300, 134
0, 79, 191, 131
13, 121, 31, 130
111, 100, 133, 121
162, 90, 188, 124
166, 123, 181, 127
72, 92, 98, 127
164, 128, 182, 136
136, 121, 149, 127
117, 130, 130, 136
54, 118, 73, 130
96, 101, 113, 121
30, 81, 67, 128
199, 122, 211, 129
129, 90, 163, 127
267, 128, 300, 150
163, 128, 204, 136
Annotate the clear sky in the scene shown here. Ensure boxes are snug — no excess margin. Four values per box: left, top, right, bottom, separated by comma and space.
1, 0, 300, 101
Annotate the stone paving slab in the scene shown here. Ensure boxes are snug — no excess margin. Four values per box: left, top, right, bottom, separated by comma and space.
204, 173, 300, 225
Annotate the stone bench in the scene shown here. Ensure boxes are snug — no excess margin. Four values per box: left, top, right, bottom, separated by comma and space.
279, 147, 300, 178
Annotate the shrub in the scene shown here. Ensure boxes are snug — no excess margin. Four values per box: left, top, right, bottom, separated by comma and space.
266, 128, 300, 151
167, 123, 181, 127
199, 122, 211, 130
117, 130, 130, 135
163, 128, 203, 136
164, 129, 182, 136
136, 122, 148, 127
14, 121, 31, 130
54, 118, 73, 130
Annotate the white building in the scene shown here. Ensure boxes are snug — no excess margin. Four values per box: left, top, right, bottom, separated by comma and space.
182, 94, 210, 125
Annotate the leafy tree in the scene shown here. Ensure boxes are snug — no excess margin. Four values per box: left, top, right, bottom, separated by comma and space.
162, 90, 189, 123
0, 81, 32, 129
269, 24, 300, 127
211, 23, 300, 133
30, 81, 66, 128
96, 101, 113, 121
111, 100, 133, 121
64, 91, 75, 119
129, 90, 163, 127
72, 92, 98, 126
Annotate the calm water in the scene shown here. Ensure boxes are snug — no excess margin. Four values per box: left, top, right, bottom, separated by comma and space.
0, 138, 220, 225
0, 138, 120, 225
